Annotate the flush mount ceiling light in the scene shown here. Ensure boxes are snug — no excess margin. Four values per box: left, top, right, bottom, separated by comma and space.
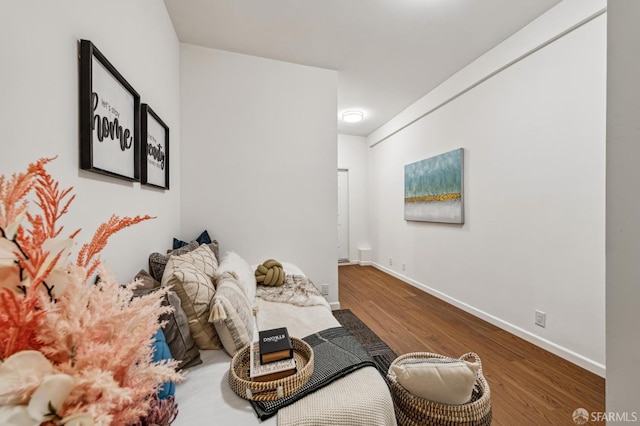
341, 110, 364, 123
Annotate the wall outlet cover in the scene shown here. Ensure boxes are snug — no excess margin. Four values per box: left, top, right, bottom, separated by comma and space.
321, 283, 329, 295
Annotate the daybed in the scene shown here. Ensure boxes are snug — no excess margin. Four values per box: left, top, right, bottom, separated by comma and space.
143, 239, 396, 426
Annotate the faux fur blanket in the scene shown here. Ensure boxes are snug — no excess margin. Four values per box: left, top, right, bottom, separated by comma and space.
256, 274, 329, 309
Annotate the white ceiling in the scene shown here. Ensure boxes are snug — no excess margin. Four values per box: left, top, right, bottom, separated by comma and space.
163, 0, 562, 137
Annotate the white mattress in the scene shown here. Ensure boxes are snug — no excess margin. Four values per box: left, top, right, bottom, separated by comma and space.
173, 348, 272, 425
173, 265, 395, 426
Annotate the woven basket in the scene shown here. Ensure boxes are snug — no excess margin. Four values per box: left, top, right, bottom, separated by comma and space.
387, 352, 492, 426
229, 337, 314, 401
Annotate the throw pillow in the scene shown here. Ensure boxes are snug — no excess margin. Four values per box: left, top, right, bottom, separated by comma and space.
255, 259, 285, 286
151, 328, 176, 399
172, 230, 220, 262
132, 287, 202, 371
134, 269, 161, 290
170, 241, 220, 264
149, 241, 199, 282
173, 229, 212, 249
216, 251, 257, 303
161, 244, 221, 350
209, 272, 255, 356
390, 358, 480, 405
203, 241, 220, 262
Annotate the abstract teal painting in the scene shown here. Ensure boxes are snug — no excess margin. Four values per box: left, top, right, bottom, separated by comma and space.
404, 148, 464, 223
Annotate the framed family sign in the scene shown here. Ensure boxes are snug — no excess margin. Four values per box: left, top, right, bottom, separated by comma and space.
141, 104, 170, 189
79, 39, 140, 181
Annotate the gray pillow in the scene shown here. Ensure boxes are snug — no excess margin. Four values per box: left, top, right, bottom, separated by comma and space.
133, 287, 202, 370
149, 241, 199, 282
134, 269, 161, 290
163, 290, 202, 370
204, 240, 220, 262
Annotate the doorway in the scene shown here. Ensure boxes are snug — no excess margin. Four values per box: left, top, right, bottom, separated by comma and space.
337, 169, 349, 263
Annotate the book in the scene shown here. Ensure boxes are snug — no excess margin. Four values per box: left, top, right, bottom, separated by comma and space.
258, 327, 293, 364
249, 341, 297, 382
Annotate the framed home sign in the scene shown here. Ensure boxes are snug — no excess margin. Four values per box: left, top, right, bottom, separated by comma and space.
141, 104, 170, 189
79, 39, 140, 181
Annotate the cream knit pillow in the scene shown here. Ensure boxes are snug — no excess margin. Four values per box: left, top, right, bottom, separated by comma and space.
161, 244, 221, 350
209, 272, 255, 356
390, 358, 480, 405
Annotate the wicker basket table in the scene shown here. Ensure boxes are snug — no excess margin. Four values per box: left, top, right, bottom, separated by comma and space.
229, 337, 314, 401
387, 352, 492, 426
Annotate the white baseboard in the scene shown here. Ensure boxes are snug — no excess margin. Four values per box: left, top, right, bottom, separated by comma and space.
338, 259, 372, 266
330, 301, 341, 310
370, 262, 606, 377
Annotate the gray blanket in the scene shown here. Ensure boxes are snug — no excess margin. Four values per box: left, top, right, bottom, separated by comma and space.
251, 327, 377, 420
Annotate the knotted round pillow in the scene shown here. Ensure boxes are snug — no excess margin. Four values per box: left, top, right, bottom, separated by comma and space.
255, 259, 285, 286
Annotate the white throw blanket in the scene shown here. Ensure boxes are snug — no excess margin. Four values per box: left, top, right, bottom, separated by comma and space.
174, 264, 395, 426
256, 274, 330, 309
256, 300, 397, 426
278, 367, 397, 426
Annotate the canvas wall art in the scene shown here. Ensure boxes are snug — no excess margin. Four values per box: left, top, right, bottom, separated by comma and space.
404, 148, 464, 223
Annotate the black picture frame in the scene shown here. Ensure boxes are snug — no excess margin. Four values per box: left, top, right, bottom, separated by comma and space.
141, 104, 170, 190
79, 39, 140, 181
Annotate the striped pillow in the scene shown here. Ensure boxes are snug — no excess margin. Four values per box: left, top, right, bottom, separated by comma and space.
209, 272, 255, 356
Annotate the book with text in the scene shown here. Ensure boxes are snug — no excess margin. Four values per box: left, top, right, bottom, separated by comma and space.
258, 327, 293, 364
249, 341, 297, 382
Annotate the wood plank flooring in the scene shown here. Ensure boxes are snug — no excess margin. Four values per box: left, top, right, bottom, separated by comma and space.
338, 265, 605, 426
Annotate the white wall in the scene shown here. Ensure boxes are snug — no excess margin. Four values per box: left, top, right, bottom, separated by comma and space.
0, 0, 181, 283
366, 0, 606, 375
180, 45, 339, 305
338, 134, 370, 263
606, 0, 640, 417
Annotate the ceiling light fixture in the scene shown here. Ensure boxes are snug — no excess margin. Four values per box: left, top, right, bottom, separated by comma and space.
341, 110, 364, 123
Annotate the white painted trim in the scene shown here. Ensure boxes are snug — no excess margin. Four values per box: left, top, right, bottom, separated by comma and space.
338, 260, 373, 266
367, 0, 607, 147
370, 262, 606, 377
330, 301, 341, 310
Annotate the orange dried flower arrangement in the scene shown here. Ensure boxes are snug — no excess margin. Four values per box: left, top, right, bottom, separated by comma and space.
0, 158, 183, 425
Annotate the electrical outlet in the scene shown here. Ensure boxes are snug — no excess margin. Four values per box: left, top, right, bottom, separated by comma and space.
535, 310, 546, 328
321, 284, 329, 295
402, 262, 406, 271
389, 257, 393, 266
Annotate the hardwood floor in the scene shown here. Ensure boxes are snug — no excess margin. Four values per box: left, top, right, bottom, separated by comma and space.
338, 265, 605, 426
